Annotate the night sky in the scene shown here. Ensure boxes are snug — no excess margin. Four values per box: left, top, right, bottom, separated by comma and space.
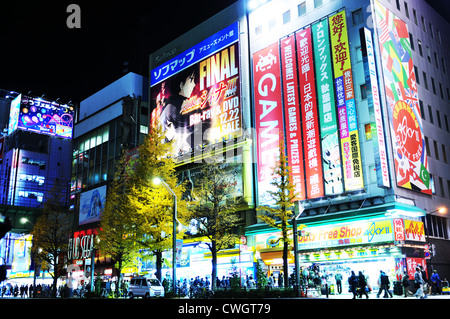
0, 1, 446, 105
0, 1, 236, 103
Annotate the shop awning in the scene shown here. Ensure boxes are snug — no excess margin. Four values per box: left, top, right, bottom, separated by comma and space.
260, 250, 294, 265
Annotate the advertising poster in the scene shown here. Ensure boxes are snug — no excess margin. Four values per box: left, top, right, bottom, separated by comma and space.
361, 27, 391, 188
253, 42, 284, 205
11, 234, 33, 276
311, 19, 344, 196
79, 185, 107, 225
329, 10, 364, 192
404, 219, 426, 242
16, 95, 74, 139
296, 27, 324, 199
280, 34, 305, 201
150, 23, 241, 155
374, 1, 431, 194
8, 94, 21, 134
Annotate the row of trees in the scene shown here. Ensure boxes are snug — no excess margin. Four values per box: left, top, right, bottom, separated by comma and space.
29, 126, 298, 296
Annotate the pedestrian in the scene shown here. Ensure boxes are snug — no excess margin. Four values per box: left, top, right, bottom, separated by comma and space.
358, 271, 369, 299
431, 270, 441, 295
348, 271, 358, 299
402, 272, 410, 297
268, 274, 274, 289
376, 270, 392, 298
419, 265, 428, 297
335, 271, 343, 294
414, 267, 425, 299
278, 272, 284, 288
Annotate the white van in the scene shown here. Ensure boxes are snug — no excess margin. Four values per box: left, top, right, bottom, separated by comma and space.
128, 276, 165, 298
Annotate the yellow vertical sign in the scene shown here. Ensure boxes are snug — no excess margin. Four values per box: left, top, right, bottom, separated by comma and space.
329, 11, 364, 191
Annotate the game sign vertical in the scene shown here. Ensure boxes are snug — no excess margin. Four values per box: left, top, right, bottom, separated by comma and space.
253, 42, 284, 205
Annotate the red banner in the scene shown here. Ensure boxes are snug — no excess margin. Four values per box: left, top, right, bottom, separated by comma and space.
280, 35, 305, 201
253, 42, 284, 204
296, 27, 324, 199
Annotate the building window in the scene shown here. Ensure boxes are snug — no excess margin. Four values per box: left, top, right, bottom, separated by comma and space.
314, 0, 323, 9
298, 2, 306, 17
421, 16, 426, 32
396, 0, 401, 11
409, 33, 414, 51
360, 84, 367, 100
434, 140, 439, 160
431, 77, 436, 95
413, 9, 418, 25
415, 66, 420, 84
442, 144, 448, 163
404, 2, 409, 18
422, 72, 428, 90
283, 10, 291, 24
255, 25, 263, 36
419, 100, 425, 119
417, 39, 423, 56
437, 109, 442, 128
425, 136, 430, 155
428, 105, 433, 123
352, 8, 364, 26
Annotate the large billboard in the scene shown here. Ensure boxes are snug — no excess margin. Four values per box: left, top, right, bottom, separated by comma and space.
374, 1, 431, 194
312, 19, 344, 196
79, 185, 106, 225
329, 10, 364, 192
150, 22, 241, 155
14, 95, 74, 139
253, 42, 284, 205
8, 94, 21, 134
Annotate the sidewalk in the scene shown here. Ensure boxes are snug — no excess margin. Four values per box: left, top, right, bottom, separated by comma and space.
317, 292, 450, 299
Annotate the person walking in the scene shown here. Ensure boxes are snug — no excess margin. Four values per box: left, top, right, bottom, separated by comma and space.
431, 270, 441, 295
348, 271, 358, 299
402, 272, 410, 297
377, 270, 393, 298
414, 267, 425, 299
335, 271, 343, 294
358, 271, 369, 298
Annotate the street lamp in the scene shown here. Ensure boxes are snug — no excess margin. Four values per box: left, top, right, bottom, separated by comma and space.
152, 177, 177, 295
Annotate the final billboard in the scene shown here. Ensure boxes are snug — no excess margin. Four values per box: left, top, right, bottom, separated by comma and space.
150, 22, 241, 155
374, 1, 431, 194
12, 95, 74, 139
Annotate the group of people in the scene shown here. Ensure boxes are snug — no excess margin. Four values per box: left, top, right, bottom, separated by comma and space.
0, 283, 53, 298
345, 265, 445, 299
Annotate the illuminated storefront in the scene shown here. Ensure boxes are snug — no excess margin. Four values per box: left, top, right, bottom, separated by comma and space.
246, 203, 428, 291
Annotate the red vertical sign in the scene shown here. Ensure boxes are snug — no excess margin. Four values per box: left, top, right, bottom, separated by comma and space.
296, 27, 324, 199
280, 35, 305, 201
253, 42, 284, 204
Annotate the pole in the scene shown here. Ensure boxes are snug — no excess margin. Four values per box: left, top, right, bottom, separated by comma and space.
172, 193, 177, 295
292, 201, 304, 297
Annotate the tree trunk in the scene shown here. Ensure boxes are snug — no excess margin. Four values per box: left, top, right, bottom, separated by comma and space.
283, 240, 289, 288
155, 250, 162, 282
211, 240, 218, 290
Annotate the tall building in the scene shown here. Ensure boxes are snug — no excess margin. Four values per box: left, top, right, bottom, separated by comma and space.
68, 72, 149, 280
149, 0, 450, 287
0, 92, 74, 281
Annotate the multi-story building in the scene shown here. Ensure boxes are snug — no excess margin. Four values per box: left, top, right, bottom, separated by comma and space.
0, 92, 74, 281
68, 72, 149, 280
148, 0, 450, 290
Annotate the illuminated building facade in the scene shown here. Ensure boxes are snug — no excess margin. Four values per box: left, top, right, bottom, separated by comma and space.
149, 0, 450, 287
